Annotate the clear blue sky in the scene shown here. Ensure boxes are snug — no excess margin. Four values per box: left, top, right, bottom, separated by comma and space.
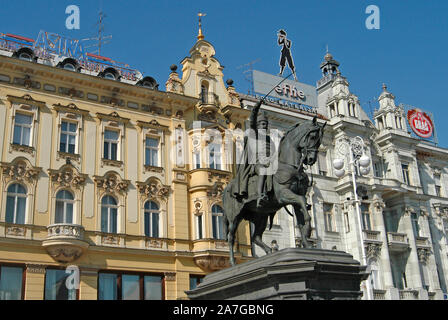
1, 1, 448, 147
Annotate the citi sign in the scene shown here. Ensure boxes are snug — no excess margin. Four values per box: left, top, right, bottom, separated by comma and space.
274, 83, 306, 100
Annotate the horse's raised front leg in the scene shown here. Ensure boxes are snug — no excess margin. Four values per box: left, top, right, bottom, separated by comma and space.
276, 187, 312, 248
293, 201, 312, 248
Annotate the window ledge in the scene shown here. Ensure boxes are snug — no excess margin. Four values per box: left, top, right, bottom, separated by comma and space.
10, 143, 34, 154
58, 151, 80, 162
102, 158, 123, 168
144, 165, 164, 173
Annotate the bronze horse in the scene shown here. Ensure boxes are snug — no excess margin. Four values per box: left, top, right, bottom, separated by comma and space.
222, 117, 326, 266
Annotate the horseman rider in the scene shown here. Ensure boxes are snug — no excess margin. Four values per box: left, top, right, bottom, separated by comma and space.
231, 101, 276, 208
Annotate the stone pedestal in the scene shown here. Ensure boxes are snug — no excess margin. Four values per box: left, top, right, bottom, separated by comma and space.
186, 248, 368, 300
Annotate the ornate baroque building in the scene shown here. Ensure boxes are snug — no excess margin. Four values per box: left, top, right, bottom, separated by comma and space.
0, 30, 252, 300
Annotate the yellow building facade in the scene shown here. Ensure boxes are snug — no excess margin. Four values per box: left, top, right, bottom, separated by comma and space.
0, 33, 252, 300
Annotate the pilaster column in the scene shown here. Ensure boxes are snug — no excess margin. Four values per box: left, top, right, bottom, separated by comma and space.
79, 267, 98, 300
403, 206, 424, 289
372, 195, 394, 290
164, 272, 177, 300
24, 264, 47, 300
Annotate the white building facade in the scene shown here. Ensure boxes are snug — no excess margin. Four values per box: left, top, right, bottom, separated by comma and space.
241, 52, 448, 300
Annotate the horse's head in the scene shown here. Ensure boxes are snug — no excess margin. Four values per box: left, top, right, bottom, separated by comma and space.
299, 117, 326, 166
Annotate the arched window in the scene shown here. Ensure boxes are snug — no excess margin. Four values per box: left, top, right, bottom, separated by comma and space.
55, 190, 74, 224
6, 183, 27, 224
211, 205, 224, 240
200, 81, 209, 103
144, 201, 160, 238
63, 63, 76, 71
104, 72, 116, 80
101, 196, 118, 233
18, 52, 32, 61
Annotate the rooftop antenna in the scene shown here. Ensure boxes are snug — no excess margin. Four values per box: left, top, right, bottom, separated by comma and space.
236, 58, 261, 95
81, 3, 112, 56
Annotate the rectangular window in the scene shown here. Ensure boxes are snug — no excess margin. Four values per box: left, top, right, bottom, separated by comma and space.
13, 113, 32, 146
0, 266, 23, 300
144, 276, 162, 300
318, 152, 327, 176
378, 118, 384, 129
344, 212, 350, 233
434, 174, 442, 197
189, 275, 205, 290
194, 151, 201, 169
361, 203, 372, 230
6, 193, 26, 225
98, 272, 163, 300
401, 164, 410, 185
212, 216, 224, 240
323, 203, 334, 232
436, 186, 442, 197
145, 137, 159, 167
209, 144, 222, 170
101, 206, 117, 234
374, 162, 383, 178
144, 212, 159, 238
98, 273, 117, 300
196, 215, 203, 240
44, 269, 77, 300
122, 275, 140, 300
329, 104, 336, 118
104, 130, 119, 160
411, 212, 420, 237
60, 121, 77, 154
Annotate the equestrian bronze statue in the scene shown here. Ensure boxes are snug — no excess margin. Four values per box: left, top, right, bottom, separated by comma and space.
223, 102, 326, 265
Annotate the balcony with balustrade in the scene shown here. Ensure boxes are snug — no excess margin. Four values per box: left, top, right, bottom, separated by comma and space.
415, 236, 431, 249
42, 223, 89, 262
387, 232, 410, 253
198, 92, 220, 115
373, 289, 387, 300
399, 289, 419, 300
363, 230, 382, 243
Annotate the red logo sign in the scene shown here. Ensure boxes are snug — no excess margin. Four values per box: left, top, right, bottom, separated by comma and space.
407, 109, 434, 139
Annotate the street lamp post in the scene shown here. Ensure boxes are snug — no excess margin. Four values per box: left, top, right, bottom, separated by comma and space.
333, 136, 373, 300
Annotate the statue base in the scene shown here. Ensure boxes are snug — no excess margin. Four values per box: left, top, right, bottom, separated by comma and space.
186, 248, 368, 300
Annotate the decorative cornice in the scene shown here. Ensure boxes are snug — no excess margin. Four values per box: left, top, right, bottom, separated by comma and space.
417, 247, 431, 264
136, 178, 171, 202
164, 272, 176, 281
137, 119, 170, 132
53, 102, 89, 115
7, 94, 46, 108
26, 264, 47, 274
48, 165, 87, 190
94, 172, 130, 194
1, 158, 41, 185
365, 243, 382, 260
96, 111, 130, 123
